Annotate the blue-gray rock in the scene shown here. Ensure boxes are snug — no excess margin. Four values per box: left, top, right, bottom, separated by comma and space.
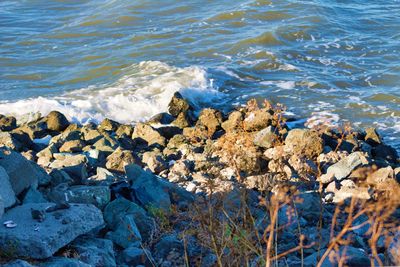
48, 185, 110, 209
1, 260, 35, 267
121, 247, 154, 266
70, 236, 116, 267
0, 148, 50, 195
321, 152, 368, 182
0, 166, 16, 208
125, 164, 193, 211
303, 247, 370, 267
104, 198, 156, 243
0, 203, 104, 259
40, 257, 90, 267
22, 187, 48, 204
105, 214, 142, 248
0, 195, 4, 219
388, 231, 400, 265
154, 234, 184, 261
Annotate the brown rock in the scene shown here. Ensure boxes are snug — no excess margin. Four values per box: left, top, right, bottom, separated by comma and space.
284, 129, 324, 158
99, 118, 120, 132
45, 111, 70, 132
0, 115, 17, 131
106, 148, 140, 173
168, 92, 191, 117
132, 123, 166, 147
365, 127, 381, 145
59, 140, 86, 153
196, 108, 223, 136
222, 111, 243, 133
243, 109, 273, 131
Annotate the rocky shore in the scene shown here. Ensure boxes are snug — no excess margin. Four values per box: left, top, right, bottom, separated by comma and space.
0, 93, 399, 266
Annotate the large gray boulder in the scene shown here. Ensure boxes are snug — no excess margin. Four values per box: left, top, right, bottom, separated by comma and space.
0, 203, 104, 259
0, 166, 16, 208
0, 148, 51, 195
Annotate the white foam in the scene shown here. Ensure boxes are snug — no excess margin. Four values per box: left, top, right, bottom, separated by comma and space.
260, 80, 296, 90
0, 61, 223, 124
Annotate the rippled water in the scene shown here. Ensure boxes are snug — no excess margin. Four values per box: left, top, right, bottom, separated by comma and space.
0, 0, 399, 147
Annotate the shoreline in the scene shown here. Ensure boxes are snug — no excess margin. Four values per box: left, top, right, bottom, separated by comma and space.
0, 92, 399, 266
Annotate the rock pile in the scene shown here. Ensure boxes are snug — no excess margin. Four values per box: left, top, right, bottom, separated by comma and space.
0, 94, 399, 266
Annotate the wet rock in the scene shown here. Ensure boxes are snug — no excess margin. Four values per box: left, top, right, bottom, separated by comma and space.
106, 148, 140, 173
40, 257, 91, 267
168, 92, 191, 117
99, 118, 120, 132
364, 127, 381, 145
284, 128, 324, 158
0, 203, 104, 259
253, 126, 278, 149
196, 108, 223, 136
148, 112, 175, 125
0, 166, 16, 208
0, 115, 17, 131
157, 125, 182, 139
132, 123, 166, 147
243, 109, 273, 132
48, 185, 110, 209
0, 148, 51, 195
372, 144, 398, 163
59, 139, 86, 153
70, 236, 116, 267
104, 198, 156, 243
221, 111, 243, 133
122, 247, 154, 266
44, 111, 69, 132
319, 152, 368, 183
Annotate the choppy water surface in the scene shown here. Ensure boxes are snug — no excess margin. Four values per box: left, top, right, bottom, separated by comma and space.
0, 0, 399, 147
